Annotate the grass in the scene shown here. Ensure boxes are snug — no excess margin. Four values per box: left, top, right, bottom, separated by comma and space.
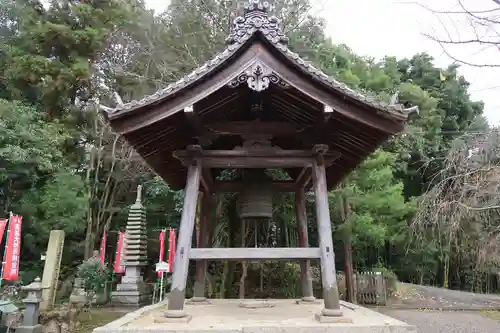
481, 310, 500, 321
75, 309, 126, 333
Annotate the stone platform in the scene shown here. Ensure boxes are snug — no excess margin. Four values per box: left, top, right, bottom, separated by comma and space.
93, 299, 417, 333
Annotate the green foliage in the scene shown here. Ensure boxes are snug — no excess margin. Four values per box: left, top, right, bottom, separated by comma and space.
372, 266, 398, 297
0, 99, 68, 175
76, 257, 109, 294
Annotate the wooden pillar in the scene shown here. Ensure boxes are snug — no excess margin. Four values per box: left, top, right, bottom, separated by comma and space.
295, 188, 315, 302
312, 145, 342, 317
341, 196, 356, 303
165, 161, 202, 316
192, 192, 212, 302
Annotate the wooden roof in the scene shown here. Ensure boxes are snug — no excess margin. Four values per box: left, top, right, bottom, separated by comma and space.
101, 0, 415, 190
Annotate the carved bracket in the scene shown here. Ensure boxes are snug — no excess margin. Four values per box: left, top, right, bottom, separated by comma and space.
228, 61, 290, 92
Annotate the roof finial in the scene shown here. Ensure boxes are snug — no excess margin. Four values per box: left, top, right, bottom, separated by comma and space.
227, 0, 286, 46
244, 0, 274, 15
135, 185, 142, 204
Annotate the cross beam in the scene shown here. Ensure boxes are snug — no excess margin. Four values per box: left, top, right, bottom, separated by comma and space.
189, 247, 320, 260
214, 180, 296, 192
173, 145, 341, 169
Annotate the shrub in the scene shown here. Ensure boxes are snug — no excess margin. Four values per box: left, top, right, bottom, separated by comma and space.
372, 266, 398, 297
76, 257, 109, 295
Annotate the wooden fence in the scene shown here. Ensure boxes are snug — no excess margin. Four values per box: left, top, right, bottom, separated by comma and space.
355, 271, 387, 305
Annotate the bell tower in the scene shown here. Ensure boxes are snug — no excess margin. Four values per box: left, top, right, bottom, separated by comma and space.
100, 0, 413, 324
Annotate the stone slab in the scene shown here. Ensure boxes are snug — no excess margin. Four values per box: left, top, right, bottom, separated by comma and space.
16, 324, 43, 333
40, 230, 65, 311
93, 299, 417, 333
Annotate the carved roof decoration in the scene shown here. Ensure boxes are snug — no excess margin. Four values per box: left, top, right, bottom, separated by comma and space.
101, 0, 416, 120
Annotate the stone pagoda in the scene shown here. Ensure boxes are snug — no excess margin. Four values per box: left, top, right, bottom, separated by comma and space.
111, 185, 151, 306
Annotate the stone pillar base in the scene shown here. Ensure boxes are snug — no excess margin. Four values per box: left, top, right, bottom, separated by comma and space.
295, 297, 320, 305
300, 296, 317, 303
315, 308, 352, 323
315, 312, 352, 323
186, 297, 211, 305
156, 310, 192, 323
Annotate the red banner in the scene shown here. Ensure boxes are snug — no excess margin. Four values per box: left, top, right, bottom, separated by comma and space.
2, 216, 22, 281
99, 231, 107, 264
167, 229, 177, 273
158, 230, 166, 277
114, 232, 126, 274
0, 219, 8, 245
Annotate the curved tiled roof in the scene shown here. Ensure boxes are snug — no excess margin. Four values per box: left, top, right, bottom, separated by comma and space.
103, 0, 414, 120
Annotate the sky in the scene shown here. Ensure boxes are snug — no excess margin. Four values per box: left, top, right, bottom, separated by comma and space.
145, 0, 500, 126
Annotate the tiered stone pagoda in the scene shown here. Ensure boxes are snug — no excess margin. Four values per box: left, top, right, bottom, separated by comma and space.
112, 186, 151, 306
101, 0, 414, 322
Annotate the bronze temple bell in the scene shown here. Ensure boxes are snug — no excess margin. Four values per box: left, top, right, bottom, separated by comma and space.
238, 169, 273, 220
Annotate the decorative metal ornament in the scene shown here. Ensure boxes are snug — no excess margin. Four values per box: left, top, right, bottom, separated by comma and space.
239, 169, 273, 220
228, 60, 290, 91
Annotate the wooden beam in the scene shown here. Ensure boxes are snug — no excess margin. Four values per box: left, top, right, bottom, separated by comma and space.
204, 121, 308, 137
184, 105, 212, 146
176, 149, 324, 158
214, 180, 297, 193
200, 168, 214, 194
200, 157, 313, 168
296, 167, 312, 188
189, 247, 320, 260
324, 104, 334, 122
173, 148, 341, 169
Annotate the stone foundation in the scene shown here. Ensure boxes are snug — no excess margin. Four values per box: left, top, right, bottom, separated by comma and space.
93, 299, 417, 333
111, 282, 151, 307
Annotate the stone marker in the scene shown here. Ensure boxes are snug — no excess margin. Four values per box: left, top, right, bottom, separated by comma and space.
40, 230, 65, 311
112, 186, 152, 306
69, 277, 87, 305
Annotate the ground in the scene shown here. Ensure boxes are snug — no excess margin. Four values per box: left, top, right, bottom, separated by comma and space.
79, 284, 500, 333
75, 308, 127, 333
390, 283, 500, 310
377, 283, 500, 333
379, 309, 500, 333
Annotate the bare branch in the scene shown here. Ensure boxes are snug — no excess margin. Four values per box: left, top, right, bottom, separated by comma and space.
408, 0, 500, 67
411, 128, 500, 272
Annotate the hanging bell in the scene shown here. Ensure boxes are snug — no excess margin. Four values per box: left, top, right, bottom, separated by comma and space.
238, 169, 273, 220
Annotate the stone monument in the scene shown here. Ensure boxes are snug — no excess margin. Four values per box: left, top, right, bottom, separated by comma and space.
111, 186, 152, 306
69, 277, 87, 305
40, 230, 65, 311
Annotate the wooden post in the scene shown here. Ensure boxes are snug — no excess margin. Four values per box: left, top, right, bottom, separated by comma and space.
340, 196, 356, 303
191, 192, 211, 303
295, 188, 315, 302
165, 160, 202, 316
311, 145, 342, 317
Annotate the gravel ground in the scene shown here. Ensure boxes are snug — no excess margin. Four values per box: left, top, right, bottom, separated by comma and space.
392, 283, 500, 310
379, 309, 500, 333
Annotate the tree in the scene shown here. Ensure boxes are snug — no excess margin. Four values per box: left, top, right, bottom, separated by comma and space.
416, 0, 500, 67
412, 129, 500, 289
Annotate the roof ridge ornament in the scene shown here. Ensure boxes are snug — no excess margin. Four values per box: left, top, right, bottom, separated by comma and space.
228, 59, 290, 91
245, 0, 272, 13
226, 0, 288, 46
